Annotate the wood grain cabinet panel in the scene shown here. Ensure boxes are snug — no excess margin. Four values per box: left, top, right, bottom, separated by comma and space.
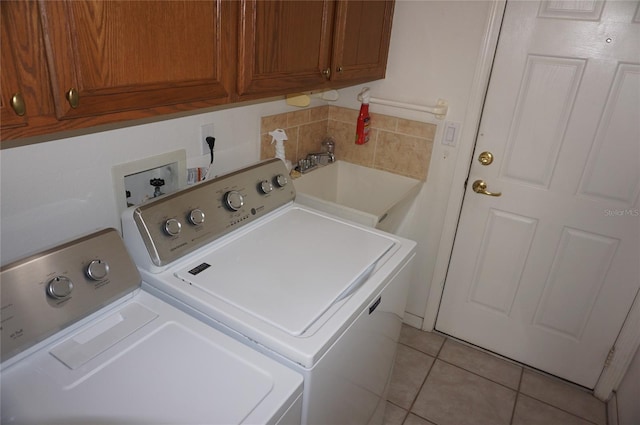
238, 0, 394, 98
39, 0, 235, 120
238, 0, 335, 97
1, 4, 30, 129
331, 0, 394, 84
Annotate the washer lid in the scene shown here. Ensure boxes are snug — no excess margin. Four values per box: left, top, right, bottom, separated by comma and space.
2, 297, 301, 424
174, 207, 395, 336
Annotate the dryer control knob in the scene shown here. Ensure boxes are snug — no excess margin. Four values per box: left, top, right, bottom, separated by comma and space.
164, 218, 182, 236
86, 260, 109, 281
188, 209, 205, 225
259, 180, 273, 194
274, 174, 288, 188
46, 276, 74, 299
224, 190, 244, 211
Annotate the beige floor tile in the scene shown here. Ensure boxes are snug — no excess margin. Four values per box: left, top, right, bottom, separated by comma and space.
388, 344, 435, 409
399, 324, 445, 357
383, 402, 407, 425
512, 394, 597, 425
438, 339, 522, 390
412, 360, 516, 425
403, 413, 437, 425
520, 369, 606, 425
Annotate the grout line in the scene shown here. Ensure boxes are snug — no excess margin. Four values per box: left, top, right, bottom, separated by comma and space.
401, 351, 439, 425
508, 369, 524, 425
516, 393, 603, 425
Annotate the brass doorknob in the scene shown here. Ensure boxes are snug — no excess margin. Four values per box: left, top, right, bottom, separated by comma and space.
472, 180, 501, 197
478, 151, 494, 165
321, 68, 331, 79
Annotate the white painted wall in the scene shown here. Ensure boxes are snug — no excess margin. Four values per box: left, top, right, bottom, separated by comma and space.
0, 99, 327, 264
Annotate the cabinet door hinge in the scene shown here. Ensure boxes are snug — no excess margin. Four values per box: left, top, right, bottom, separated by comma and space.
604, 346, 616, 368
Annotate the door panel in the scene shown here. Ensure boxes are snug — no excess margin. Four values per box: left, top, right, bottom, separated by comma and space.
436, 0, 640, 389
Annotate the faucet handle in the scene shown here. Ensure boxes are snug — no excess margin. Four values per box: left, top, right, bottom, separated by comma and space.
322, 137, 335, 153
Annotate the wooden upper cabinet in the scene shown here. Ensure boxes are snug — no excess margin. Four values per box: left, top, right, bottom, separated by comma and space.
38, 0, 235, 120
237, 0, 394, 98
237, 0, 335, 97
331, 0, 394, 83
1, 5, 29, 129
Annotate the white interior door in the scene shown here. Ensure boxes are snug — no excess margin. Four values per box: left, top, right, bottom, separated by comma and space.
436, 0, 640, 389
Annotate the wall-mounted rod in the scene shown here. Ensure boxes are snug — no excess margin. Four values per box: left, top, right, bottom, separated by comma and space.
358, 87, 448, 119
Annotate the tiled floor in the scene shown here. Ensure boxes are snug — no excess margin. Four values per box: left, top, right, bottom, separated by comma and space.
385, 324, 608, 425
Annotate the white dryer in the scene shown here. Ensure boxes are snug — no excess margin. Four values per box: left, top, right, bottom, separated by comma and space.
1, 228, 303, 424
122, 159, 416, 424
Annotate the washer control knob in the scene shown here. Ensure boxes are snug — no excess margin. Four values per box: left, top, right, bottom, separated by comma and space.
46, 276, 74, 299
274, 174, 288, 188
259, 180, 273, 194
164, 218, 182, 236
224, 190, 244, 211
188, 209, 205, 225
86, 260, 109, 281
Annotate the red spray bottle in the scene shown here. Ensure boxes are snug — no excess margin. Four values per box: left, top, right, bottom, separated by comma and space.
355, 88, 371, 145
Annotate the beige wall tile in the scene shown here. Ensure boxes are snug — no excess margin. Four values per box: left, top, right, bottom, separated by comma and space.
374, 131, 432, 180
287, 110, 310, 127
328, 120, 375, 167
260, 127, 298, 163
309, 105, 329, 122
261, 114, 288, 134
298, 120, 328, 162
371, 113, 397, 132
262, 106, 435, 181
397, 118, 437, 140
329, 105, 359, 123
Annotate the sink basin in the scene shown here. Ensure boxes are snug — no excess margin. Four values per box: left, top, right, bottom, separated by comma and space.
293, 161, 422, 233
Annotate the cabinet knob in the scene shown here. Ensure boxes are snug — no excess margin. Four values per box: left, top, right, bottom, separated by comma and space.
10, 92, 26, 116
66, 88, 79, 108
336, 66, 343, 73
321, 68, 331, 79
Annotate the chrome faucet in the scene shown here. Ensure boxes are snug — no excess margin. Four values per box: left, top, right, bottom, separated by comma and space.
306, 138, 336, 165
296, 138, 336, 173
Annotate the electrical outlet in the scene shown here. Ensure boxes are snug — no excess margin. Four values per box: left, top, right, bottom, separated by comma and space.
201, 123, 215, 156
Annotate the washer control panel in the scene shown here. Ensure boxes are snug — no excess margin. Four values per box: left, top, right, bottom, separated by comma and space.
131, 159, 296, 267
0, 228, 141, 362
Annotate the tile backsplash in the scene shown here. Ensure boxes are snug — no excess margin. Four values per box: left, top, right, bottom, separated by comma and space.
260, 106, 436, 180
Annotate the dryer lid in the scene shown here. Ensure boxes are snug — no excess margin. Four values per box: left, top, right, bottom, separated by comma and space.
174, 207, 395, 336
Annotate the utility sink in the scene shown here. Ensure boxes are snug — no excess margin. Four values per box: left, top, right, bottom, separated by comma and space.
293, 161, 422, 233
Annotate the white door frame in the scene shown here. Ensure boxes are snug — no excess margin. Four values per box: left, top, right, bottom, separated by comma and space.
422, 0, 640, 401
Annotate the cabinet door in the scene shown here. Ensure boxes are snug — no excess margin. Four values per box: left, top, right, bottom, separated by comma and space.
1, 6, 28, 129
39, 0, 235, 120
237, 0, 334, 97
331, 0, 394, 84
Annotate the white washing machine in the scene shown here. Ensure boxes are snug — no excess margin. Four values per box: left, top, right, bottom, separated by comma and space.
1, 228, 303, 424
122, 159, 417, 425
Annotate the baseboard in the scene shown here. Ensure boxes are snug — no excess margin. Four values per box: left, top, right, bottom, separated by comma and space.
403, 311, 423, 329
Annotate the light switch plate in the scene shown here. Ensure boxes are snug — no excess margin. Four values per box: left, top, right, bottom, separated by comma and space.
442, 121, 461, 147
